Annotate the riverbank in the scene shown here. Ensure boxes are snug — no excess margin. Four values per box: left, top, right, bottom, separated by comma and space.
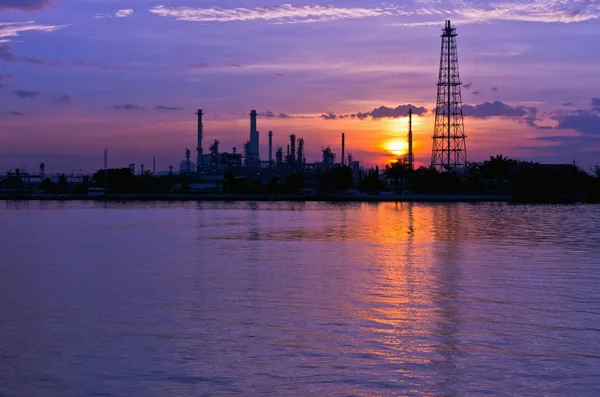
0, 192, 522, 202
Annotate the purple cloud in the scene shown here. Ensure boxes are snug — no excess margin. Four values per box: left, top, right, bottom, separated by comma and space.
156, 105, 182, 111
75, 61, 126, 70
14, 90, 40, 100
259, 110, 291, 119
10, 111, 23, 116
113, 104, 144, 111
52, 95, 72, 105
552, 109, 600, 136
491, 86, 499, 92
472, 90, 481, 95
0, 74, 12, 87
562, 102, 575, 107
463, 82, 473, 89
0, 45, 18, 62
0, 0, 51, 11
321, 112, 337, 120
463, 101, 529, 119
185, 62, 210, 69
321, 105, 427, 121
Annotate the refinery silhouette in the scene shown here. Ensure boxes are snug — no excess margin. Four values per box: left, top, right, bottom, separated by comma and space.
1, 20, 599, 202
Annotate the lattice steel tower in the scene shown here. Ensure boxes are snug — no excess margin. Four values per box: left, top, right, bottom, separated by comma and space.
431, 20, 467, 171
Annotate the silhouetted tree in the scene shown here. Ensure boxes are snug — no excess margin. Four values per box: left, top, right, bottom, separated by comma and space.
283, 172, 305, 194
383, 159, 410, 192
320, 166, 353, 193
40, 177, 53, 192
223, 170, 235, 194
57, 173, 69, 193
482, 154, 512, 192
359, 166, 386, 192
412, 166, 440, 193
92, 168, 136, 193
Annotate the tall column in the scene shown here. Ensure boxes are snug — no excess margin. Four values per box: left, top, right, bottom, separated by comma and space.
197, 109, 203, 171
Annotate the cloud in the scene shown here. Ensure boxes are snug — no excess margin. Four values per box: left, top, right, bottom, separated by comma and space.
322, 105, 428, 121
113, 104, 144, 111
491, 86, 499, 92
14, 90, 40, 99
0, 21, 67, 43
392, 0, 600, 26
52, 94, 72, 105
274, 73, 284, 77
0, 0, 51, 11
259, 110, 291, 119
94, 9, 134, 19
0, 45, 58, 65
552, 110, 600, 136
185, 62, 210, 69
74, 61, 126, 70
462, 101, 529, 119
116, 9, 134, 18
9, 111, 23, 116
156, 105, 181, 111
463, 82, 473, 90
368, 104, 428, 119
2, 45, 123, 69
472, 90, 481, 95
592, 97, 600, 109
0, 44, 17, 61
149, 4, 405, 24
562, 102, 575, 107
321, 112, 337, 120
0, 74, 12, 87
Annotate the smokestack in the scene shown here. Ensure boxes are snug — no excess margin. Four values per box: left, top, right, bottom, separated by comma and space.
408, 109, 414, 170
197, 109, 203, 171
342, 133, 345, 166
268, 131, 273, 164
250, 110, 258, 163
290, 134, 296, 162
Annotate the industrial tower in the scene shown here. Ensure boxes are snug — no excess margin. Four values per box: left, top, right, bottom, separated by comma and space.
196, 109, 204, 171
408, 109, 414, 171
431, 20, 467, 171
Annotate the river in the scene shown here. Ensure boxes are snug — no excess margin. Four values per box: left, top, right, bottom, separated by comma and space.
1, 201, 599, 396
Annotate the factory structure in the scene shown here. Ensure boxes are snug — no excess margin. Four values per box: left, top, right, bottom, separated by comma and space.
174, 108, 366, 191
4, 20, 470, 194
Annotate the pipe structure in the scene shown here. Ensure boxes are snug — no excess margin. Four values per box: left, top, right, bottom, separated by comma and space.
408, 109, 414, 170
342, 133, 345, 166
197, 109, 204, 171
250, 110, 258, 163
268, 131, 273, 165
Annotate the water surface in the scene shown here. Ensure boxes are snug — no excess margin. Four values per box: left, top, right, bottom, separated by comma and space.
1, 201, 599, 396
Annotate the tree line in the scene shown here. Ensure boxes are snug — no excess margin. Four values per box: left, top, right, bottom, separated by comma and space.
3, 155, 600, 201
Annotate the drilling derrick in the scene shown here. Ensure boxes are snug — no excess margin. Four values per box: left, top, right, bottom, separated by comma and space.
431, 20, 467, 171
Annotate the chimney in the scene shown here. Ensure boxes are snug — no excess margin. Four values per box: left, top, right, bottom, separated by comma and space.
250, 110, 258, 162
197, 109, 203, 171
268, 131, 273, 164
408, 109, 414, 170
290, 134, 296, 161
341, 133, 345, 166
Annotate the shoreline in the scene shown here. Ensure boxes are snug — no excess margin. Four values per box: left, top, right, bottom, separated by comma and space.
0, 193, 588, 203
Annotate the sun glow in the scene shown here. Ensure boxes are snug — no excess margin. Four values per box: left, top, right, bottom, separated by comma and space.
385, 140, 408, 157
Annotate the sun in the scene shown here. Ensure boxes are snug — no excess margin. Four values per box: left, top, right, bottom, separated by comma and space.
385, 140, 408, 157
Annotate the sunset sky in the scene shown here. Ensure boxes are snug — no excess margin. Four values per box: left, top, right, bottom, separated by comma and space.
1, 0, 600, 173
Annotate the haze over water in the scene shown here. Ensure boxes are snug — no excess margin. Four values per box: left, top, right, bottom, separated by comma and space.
1, 201, 599, 396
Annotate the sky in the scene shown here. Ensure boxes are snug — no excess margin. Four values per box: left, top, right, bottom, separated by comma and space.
1, 0, 600, 173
